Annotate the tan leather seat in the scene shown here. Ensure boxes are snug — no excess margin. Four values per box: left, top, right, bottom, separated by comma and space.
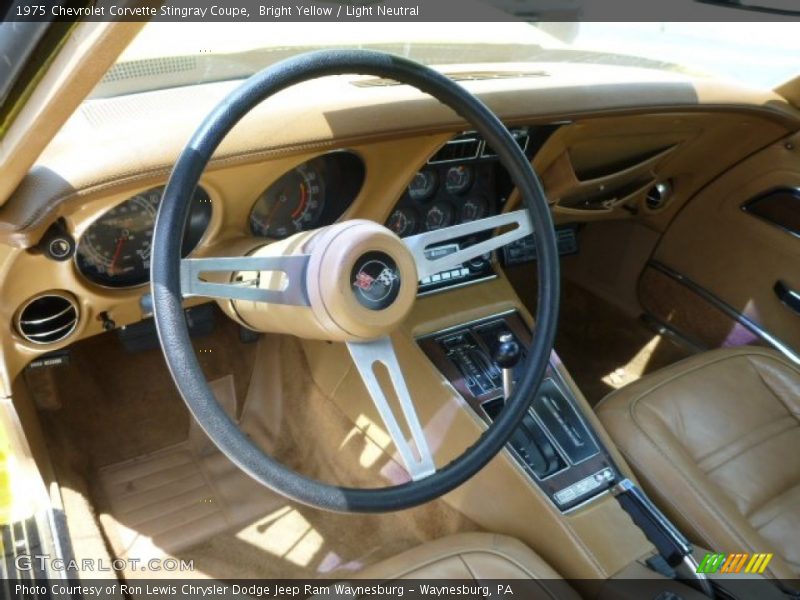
356, 532, 580, 598
596, 347, 800, 580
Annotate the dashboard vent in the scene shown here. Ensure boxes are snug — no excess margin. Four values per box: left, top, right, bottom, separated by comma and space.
16, 293, 79, 345
482, 128, 530, 158
429, 134, 481, 164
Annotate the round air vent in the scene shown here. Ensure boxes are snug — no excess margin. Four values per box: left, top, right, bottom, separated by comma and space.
16, 292, 79, 345
646, 181, 672, 210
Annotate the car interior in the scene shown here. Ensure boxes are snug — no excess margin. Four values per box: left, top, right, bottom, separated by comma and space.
1, 18, 799, 600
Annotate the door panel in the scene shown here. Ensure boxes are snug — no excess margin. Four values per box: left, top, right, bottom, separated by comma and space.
644, 131, 800, 356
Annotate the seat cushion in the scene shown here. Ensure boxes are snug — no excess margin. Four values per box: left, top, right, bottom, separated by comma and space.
356, 532, 579, 598
596, 347, 800, 580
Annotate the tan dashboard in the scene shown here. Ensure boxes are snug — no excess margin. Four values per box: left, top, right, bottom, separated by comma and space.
0, 66, 798, 394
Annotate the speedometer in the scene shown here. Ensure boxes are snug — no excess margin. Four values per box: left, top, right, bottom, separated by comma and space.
75, 187, 212, 288
249, 163, 325, 239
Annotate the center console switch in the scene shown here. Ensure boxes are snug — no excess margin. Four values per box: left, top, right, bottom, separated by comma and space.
418, 242, 494, 295
418, 311, 620, 511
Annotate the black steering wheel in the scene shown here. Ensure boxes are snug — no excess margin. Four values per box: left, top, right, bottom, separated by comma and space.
151, 49, 560, 513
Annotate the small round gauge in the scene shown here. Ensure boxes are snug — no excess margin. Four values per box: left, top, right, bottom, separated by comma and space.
407, 169, 438, 200
75, 187, 212, 288
424, 202, 455, 231
249, 163, 325, 239
460, 195, 489, 222
386, 207, 419, 237
445, 165, 473, 195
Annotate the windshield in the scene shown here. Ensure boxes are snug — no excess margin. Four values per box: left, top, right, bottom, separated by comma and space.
92, 22, 799, 99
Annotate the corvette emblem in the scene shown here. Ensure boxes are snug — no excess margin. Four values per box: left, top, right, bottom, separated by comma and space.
351, 253, 401, 310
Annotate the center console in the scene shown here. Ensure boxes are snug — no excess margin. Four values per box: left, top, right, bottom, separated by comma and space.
418, 310, 620, 512
418, 309, 731, 597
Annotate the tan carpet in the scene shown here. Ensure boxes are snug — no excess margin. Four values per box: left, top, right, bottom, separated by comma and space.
37, 310, 477, 581
35, 314, 256, 468
505, 269, 696, 405
553, 280, 696, 405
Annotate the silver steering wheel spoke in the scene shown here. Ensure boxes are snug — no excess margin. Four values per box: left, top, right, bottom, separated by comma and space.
403, 209, 533, 280
180, 255, 310, 305
346, 337, 436, 481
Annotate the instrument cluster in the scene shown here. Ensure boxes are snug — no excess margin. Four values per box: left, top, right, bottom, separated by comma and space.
386, 127, 548, 294
73, 152, 366, 289
71, 129, 545, 292
385, 162, 497, 239
75, 186, 212, 288
249, 151, 364, 240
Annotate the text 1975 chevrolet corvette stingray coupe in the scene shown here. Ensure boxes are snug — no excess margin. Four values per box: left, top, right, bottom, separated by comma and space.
0, 15, 799, 600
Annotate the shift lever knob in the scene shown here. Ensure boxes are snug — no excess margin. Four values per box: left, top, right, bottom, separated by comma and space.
494, 332, 521, 368
494, 332, 521, 400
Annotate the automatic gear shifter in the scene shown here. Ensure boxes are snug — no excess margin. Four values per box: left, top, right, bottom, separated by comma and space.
493, 332, 521, 400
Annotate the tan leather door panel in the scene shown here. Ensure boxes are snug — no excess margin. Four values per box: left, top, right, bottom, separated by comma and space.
647, 131, 800, 353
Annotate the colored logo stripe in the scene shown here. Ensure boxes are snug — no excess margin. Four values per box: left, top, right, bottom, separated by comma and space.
721, 553, 747, 573
745, 553, 773, 574
697, 552, 773, 574
697, 553, 727, 574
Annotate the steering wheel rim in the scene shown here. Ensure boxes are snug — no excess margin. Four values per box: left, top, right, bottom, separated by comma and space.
151, 49, 560, 513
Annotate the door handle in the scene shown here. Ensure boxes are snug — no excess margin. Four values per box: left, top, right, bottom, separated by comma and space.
774, 280, 800, 316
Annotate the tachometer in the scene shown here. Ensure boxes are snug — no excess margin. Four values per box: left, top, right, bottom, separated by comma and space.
75, 186, 212, 288
249, 163, 325, 239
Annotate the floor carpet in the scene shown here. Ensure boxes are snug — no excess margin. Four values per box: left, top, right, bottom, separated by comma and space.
36, 310, 477, 582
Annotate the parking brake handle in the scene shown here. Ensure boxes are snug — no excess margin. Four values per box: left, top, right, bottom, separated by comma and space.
614, 479, 714, 597
614, 479, 692, 565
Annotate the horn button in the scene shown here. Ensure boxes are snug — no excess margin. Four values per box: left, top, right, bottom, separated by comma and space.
307, 220, 418, 341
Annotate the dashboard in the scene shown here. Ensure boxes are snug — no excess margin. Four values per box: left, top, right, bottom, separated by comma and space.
0, 64, 795, 393
65, 132, 541, 293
